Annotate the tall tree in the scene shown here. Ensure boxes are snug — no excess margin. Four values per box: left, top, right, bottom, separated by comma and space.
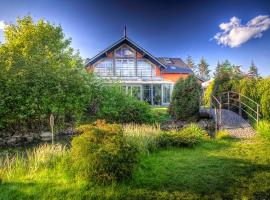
0, 16, 94, 131
198, 57, 210, 81
248, 61, 259, 78
186, 55, 197, 73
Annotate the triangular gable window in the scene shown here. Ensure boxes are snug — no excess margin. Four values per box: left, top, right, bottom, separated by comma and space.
115, 45, 135, 58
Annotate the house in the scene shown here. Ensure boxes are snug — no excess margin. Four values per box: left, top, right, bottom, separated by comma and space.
85, 29, 196, 106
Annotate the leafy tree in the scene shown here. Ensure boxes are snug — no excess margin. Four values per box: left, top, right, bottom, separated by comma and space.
0, 16, 94, 132
248, 61, 260, 79
198, 57, 210, 81
169, 75, 202, 121
213, 60, 244, 97
186, 55, 197, 73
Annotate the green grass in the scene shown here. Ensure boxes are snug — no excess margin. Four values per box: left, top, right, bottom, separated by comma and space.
150, 106, 170, 124
1, 136, 270, 199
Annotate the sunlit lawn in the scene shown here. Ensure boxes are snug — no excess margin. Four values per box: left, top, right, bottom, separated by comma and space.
1, 136, 270, 199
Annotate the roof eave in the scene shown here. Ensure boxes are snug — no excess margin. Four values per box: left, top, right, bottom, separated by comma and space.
85, 37, 167, 68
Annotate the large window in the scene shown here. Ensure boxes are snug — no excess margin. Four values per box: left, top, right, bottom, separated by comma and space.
137, 59, 155, 77
94, 58, 113, 76
115, 59, 135, 77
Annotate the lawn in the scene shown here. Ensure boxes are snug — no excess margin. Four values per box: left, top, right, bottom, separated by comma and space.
1, 136, 270, 199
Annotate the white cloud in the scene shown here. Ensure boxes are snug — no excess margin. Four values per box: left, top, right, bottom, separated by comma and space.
0, 20, 7, 30
214, 15, 270, 48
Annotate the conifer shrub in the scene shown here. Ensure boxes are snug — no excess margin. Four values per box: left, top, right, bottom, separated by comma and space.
158, 123, 206, 147
169, 75, 202, 121
71, 120, 138, 184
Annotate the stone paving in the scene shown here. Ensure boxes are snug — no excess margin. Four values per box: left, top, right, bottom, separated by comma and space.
209, 109, 256, 138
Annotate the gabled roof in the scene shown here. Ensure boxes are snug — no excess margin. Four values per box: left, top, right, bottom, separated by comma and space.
157, 57, 193, 74
86, 37, 166, 68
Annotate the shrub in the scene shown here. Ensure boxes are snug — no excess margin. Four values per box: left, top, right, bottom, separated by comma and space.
123, 124, 162, 154
71, 120, 138, 184
215, 130, 232, 139
169, 75, 202, 121
90, 84, 153, 124
158, 123, 206, 147
256, 120, 270, 139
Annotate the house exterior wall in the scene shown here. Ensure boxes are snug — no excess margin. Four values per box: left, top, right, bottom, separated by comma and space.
162, 73, 189, 83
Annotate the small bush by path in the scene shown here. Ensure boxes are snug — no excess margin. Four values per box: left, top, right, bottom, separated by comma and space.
256, 120, 270, 139
71, 120, 138, 184
158, 123, 207, 147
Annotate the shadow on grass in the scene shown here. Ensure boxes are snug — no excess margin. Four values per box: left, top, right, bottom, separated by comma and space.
130, 139, 270, 199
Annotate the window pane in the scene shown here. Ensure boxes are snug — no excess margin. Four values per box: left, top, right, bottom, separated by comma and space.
94, 58, 113, 76
162, 84, 171, 104
137, 59, 155, 77
153, 84, 162, 105
132, 86, 141, 100
115, 45, 135, 58
115, 59, 135, 76
143, 84, 152, 104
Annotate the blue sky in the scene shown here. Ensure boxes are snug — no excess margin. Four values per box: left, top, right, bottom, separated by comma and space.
0, 0, 270, 76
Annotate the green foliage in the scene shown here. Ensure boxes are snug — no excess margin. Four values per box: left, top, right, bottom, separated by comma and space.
169, 75, 202, 121
150, 107, 170, 124
215, 130, 232, 139
1, 133, 270, 199
213, 60, 243, 97
158, 123, 206, 147
248, 61, 260, 78
186, 55, 197, 73
0, 16, 94, 131
203, 80, 214, 107
92, 84, 153, 124
198, 57, 210, 81
256, 120, 270, 139
71, 120, 138, 184
0, 144, 68, 180
123, 124, 162, 154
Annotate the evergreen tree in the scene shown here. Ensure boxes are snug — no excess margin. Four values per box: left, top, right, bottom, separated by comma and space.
248, 61, 259, 78
186, 55, 197, 73
198, 57, 210, 81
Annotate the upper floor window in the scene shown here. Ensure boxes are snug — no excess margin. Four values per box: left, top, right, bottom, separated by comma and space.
115, 59, 135, 77
137, 59, 155, 77
94, 58, 113, 77
115, 45, 135, 58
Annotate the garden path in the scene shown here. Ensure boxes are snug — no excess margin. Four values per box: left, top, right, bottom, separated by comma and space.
217, 109, 256, 138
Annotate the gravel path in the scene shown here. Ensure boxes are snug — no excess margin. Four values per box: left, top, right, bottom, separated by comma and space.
205, 109, 256, 138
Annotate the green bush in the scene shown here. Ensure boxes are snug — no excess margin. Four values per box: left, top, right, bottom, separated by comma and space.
256, 120, 270, 139
158, 123, 206, 147
169, 75, 202, 121
92, 84, 153, 124
71, 120, 138, 184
